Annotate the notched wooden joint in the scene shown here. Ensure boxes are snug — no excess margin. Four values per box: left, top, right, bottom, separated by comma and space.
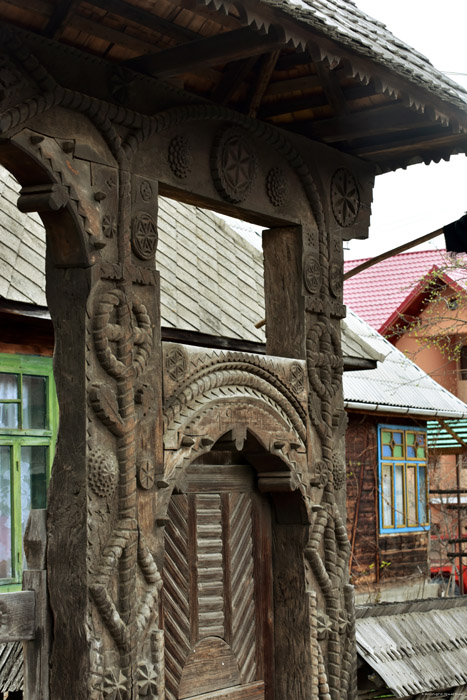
18, 183, 69, 213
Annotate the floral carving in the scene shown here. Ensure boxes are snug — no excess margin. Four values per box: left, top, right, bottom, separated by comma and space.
138, 459, 155, 491
88, 448, 118, 498
266, 166, 287, 207
332, 451, 346, 490
168, 135, 192, 179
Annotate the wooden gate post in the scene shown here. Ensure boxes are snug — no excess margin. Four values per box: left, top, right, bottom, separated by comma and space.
22, 509, 50, 700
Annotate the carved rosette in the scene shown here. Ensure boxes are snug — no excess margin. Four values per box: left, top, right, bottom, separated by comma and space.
303, 255, 322, 295
329, 262, 343, 298
211, 126, 257, 203
131, 212, 158, 260
331, 168, 360, 228
266, 166, 287, 207
168, 135, 193, 179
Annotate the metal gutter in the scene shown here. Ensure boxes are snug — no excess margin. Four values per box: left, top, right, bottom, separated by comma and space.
344, 400, 467, 420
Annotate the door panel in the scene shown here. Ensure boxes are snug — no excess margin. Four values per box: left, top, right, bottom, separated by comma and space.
162, 463, 272, 700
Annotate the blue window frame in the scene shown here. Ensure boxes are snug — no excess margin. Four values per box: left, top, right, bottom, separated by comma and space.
378, 425, 429, 534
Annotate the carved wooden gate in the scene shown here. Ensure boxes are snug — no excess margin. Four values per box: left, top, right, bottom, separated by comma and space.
162, 460, 273, 700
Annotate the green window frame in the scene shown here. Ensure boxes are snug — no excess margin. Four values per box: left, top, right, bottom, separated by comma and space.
0, 354, 57, 590
378, 425, 429, 534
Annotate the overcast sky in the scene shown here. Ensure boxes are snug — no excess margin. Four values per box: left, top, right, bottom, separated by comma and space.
346, 1, 467, 260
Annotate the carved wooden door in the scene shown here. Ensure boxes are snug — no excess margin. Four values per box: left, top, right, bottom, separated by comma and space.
162, 462, 273, 700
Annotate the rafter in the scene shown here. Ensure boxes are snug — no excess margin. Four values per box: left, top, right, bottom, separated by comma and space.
211, 56, 258, 105
125, 27, 287, 78
43, 0, 79, 38
247, 49, 281, 118
86, 0, 199, 42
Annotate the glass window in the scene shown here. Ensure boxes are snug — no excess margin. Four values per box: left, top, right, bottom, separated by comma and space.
0, 447, 12, 580
0, 355, 57, 589
379, 425, 429, 534
23, 376, 47, 430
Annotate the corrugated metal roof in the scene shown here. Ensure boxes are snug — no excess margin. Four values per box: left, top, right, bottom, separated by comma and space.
343, 309, 467, 419
356, 597, 467, 697
343, 249, 467, 333
427, 418, 467, 452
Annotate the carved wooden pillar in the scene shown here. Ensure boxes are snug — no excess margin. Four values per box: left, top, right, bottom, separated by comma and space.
263, 163, 367, 700
45, 160, 163, 699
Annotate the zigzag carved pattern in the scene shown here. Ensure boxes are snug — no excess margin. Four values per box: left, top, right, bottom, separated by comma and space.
163, 495, 191, 700
229, 492, 257, 684
196, 494, 225, 639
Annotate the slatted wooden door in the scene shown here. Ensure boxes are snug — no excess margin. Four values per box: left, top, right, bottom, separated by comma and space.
162, 463, 273, 700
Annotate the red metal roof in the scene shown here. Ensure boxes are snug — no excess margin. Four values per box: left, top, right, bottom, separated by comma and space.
343, 249, 467, 334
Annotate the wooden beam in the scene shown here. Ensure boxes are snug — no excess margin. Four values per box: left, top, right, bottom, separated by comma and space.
314, 61, 348, 116
125, 27, 287, 78
247, 49, 281, 118
86, 0, 200, 42
259, 84, 375, 119
351, 128, 463, 159
70, 14, 164, 55
44, 0, 80, 39
308, 103, 432, 143
211, 56, 258, 104
265, 73, 321, 97
0, 591, 35, 642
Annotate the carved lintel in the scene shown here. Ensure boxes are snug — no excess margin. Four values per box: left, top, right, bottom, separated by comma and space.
18, 183, 69, 212
257, 470, 299, 493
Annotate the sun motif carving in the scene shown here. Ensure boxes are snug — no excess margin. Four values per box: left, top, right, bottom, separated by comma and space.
131, 213, 158, 260
211, 127, 257, 203
103, 668, 127, 700
303, 255, 321, 295
331, 168, 360, 228
166, 346, 188, 383
329, 262, 342, 298
138, 662, 158, 696
138, 459, 155, 491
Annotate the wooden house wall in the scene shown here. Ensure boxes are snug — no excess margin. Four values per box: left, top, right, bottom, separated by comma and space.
346, 413, 429, 592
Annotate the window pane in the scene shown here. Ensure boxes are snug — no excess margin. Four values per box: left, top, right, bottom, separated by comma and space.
407, 445, 416, 458
382, 445, 392, 457
393, 445, 403, 458
20, 446, 47, 538
23, 376, 47, 430
0, 447, 12, 579
382, 431, 391, 444
0, 374, 18, 400
406, 433, 415, 445
0, 403, 18, 429
381, 463, 393, 528
419, 466, 428, 524
407, 465, 418, 526
393, 432, 403, 444
395, 464, 406, 527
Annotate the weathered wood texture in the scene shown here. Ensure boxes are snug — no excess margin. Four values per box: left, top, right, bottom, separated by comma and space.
346, 414, 429, 590
23, 509, 50, 700
162, 463, 272, 700
263, 226, 305, 359
0, 28, 372, 697
0, 593, 35, 643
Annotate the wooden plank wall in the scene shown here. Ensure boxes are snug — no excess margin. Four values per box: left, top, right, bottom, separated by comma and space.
346, 414, 429, 591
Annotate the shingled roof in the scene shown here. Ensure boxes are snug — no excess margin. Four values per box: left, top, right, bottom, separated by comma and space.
2, 0, 467, 170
